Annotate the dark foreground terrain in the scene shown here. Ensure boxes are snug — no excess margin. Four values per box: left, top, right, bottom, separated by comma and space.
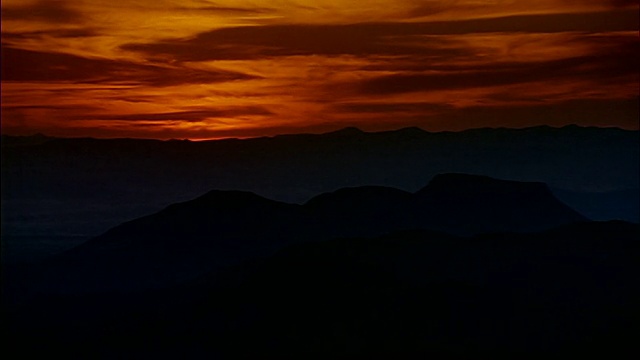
4, 222, 639, 359
3, 174, 639, 359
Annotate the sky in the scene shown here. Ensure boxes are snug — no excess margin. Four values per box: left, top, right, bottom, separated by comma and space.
1, 0, 638, 139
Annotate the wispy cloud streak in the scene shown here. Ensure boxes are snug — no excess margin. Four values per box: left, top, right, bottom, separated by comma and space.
1, 0, 638, 138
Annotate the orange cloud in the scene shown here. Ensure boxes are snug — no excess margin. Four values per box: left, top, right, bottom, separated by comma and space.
1, 1, 638, 139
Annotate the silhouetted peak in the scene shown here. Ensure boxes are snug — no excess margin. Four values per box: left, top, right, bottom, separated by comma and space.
419, 173, 550, 196
194, 189, 279, 206
413, 173, 589, 232
375, 126, 428, 139
154, 189, 292, 216
305, 186, 411, 209
325, 127, 366, 136
30, 133, 49, 139
394, 127, 427, 135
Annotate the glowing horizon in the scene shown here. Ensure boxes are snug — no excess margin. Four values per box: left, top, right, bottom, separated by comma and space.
1, 0, 638, 139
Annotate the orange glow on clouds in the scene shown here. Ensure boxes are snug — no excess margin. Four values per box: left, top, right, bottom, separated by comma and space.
1, 0, 638, 139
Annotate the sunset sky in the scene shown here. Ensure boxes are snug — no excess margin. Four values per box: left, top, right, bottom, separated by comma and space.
1, 0, 638, 139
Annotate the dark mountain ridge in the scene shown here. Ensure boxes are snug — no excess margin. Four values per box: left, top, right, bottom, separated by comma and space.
4, 168, 636, 358
1, 124, 631, 144
2, 125, 637, 263
415, 173, 587, 233
23, 174, 588, 294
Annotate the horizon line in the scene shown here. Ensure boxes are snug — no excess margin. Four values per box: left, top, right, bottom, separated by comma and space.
1, 123, 636, 143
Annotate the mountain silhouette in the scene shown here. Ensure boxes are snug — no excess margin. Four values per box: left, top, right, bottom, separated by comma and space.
3, 125, 636, 245
25, 174, 589, 293
43, 190, 308, 291
412, 173, 588, 234
303, 186, 413, 238
323, 126, 367, 137
4, 126, 638, 358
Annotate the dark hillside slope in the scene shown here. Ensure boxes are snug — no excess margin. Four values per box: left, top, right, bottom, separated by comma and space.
25, 174, 588, 293
412, 173, 588, 234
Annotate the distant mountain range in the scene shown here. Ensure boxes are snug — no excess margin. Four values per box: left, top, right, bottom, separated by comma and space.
11, 174, 587, 294
4, 170, 639, 358
2, 126, 638, 246
3, 110, 639, 358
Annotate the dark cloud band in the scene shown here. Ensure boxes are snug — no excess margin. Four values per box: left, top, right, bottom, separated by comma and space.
121, 9, 638, 61
0, 46, 258, 86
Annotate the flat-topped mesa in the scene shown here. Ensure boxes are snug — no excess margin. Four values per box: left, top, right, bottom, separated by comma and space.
39, 173, 593, 293
191, 189, 289, 209
412, 173, 588, 234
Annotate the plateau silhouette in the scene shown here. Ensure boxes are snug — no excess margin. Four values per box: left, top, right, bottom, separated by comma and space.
2, 127, 639, 359
20, 174, 589, 293
2, 125, 637, 247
